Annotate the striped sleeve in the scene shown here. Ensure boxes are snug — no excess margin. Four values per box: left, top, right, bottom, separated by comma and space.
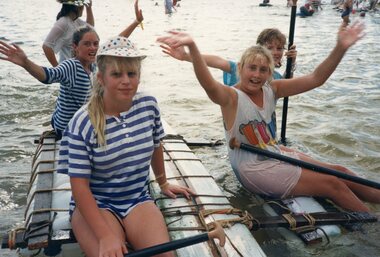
57, 108, 93, 178
152, 98, 165, 147
42, 59, 76, 86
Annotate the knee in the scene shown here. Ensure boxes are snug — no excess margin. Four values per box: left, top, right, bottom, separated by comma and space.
325, 176, 351, 194
329, 164, 352, 174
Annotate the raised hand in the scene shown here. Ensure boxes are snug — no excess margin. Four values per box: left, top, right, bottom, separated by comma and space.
0, 41, 28, 67
160, 44, 190, 61
156, 31, 195, 49
135, 0, 144, 23
85, 0, 92, 8
338, 20, 365, 49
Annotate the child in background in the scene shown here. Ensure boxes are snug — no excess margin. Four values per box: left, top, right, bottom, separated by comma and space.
43, 0, 95, 66
341, 0, 353, 25
160, 28, 297, 86
299, 3, 315, 17
0, 27, 98, 139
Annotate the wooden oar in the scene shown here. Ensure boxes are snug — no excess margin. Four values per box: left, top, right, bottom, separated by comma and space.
125, 222, 225, 257
229, 137, 380, 189
280, 0, 298, 145
184, 138, 224, 147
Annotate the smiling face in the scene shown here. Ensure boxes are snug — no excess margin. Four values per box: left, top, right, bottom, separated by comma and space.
73, 31, 99, 65
239, 57, 271, 92
265, 39, 285, 68
256, 28, 286, 68
238, 46, 273, 94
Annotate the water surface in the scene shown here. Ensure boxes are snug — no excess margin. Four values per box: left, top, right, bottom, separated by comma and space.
1, 0, 379, 256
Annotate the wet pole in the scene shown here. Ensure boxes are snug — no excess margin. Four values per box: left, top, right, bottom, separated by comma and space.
280, 0, 298, 145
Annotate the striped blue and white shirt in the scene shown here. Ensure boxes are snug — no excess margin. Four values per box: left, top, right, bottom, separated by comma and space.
58, 92, 165, 217
43, 58, 93, 133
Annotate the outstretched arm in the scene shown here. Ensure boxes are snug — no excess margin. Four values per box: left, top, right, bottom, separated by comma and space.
160, 44, 232, 72
0, 41, 47, 81
274, 21, 365, 98
85, 0, 95, 27
119, 0, 144, 37
157, 31, 233, 107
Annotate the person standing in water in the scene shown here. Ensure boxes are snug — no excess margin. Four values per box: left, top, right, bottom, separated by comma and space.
341, 0, 353, 25
43, 0, 95, 67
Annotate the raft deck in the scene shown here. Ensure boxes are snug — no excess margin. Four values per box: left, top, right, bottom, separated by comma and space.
2, 122, 267, 257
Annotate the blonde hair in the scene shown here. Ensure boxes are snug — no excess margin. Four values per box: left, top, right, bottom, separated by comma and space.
238, 45, 274, 81
88, 56, 142, 146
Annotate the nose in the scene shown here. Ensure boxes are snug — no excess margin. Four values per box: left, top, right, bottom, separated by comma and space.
121, 73, 131, 84
90, 43, 98, 50
251, 69, 261, 77
271, 48, 281, 56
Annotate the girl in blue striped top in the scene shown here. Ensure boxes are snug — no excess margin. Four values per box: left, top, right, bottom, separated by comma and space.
58, 36, 194, 257
0, 0, 145, 139
0, 26, 98, 139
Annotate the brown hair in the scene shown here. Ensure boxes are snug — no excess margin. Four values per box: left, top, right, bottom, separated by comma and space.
256, 28, 286, 47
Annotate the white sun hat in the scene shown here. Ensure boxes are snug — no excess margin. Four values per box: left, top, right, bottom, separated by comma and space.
96, 36, 147, 60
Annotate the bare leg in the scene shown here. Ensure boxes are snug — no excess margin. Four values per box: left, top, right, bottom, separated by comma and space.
71, 209, 126, 257
123, 201, 174, 257
294, 151, 380, 204
290, 168, 370, 212
280, 146, 380, 204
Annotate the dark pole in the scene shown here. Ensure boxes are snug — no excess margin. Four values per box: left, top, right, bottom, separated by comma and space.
125, 233, 209, 257
235, 140, 380, 190
280, 0, 298, 145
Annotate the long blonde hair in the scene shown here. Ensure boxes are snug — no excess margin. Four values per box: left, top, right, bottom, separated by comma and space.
88, 56, 142, 146
238, 45, 274, 82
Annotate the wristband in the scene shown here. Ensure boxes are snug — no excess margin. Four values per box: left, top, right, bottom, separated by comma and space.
159, 181, 169, 189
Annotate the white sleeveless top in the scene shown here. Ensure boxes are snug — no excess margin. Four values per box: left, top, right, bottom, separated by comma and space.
225, 83, 280, 176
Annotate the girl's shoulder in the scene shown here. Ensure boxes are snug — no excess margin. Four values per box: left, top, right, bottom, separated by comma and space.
265, 81, 277, 96
55, 16, 72, 27
134, 92, 158, 104
67, 106, 96, 141
69, 105, 91, 131
263, 81, 275, 91
73, 18, 87, 26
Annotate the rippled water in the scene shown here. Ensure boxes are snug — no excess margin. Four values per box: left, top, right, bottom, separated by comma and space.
1, 0, 379, 256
